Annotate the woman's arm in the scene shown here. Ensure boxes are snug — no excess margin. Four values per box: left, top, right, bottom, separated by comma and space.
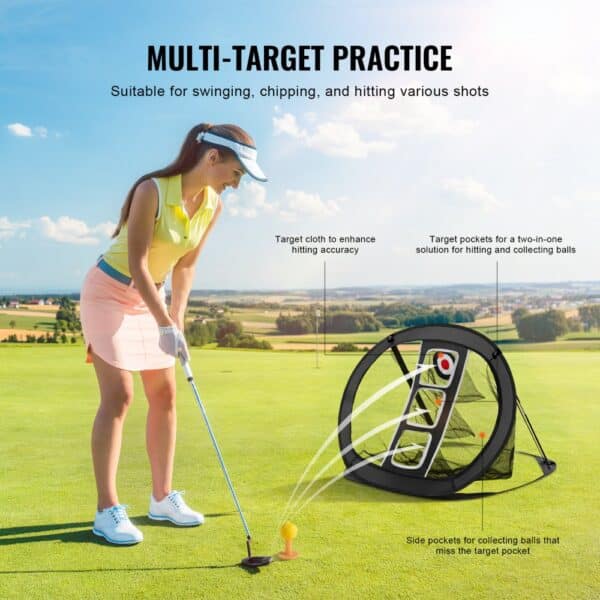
127, 179, 173, 328
170, 200, 223, 330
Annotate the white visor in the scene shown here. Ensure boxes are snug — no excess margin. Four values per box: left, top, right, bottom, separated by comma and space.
196, 131, 267, 182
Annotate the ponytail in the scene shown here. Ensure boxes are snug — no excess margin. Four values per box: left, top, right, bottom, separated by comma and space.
112, 122, 254, 237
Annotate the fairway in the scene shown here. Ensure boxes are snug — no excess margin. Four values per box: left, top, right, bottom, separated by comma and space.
1, 345, 598, 599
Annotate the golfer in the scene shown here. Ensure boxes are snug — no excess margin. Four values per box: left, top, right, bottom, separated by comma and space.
80, 123, 267, 545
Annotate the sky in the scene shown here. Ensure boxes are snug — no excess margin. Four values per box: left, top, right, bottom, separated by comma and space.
0, 0, 598, 293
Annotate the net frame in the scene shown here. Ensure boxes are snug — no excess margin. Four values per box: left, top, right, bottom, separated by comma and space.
338, 325, 518, 497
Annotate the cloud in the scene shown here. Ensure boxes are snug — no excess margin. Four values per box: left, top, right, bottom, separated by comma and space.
273, 112, 395, 158
279, 210, 297, 222
550, 71, 600, 104
7, 122, 32, 137
223, 181, 344, 222
39, 216, 116, 245
283, 190, 343, 219
273, 112, 306, 139
7, 122, 50, 138
92, 221, 118, 238
340, 96, 475, 137
550, 188, 600, 219
273, 92, 474, 158
0, 216, 31, 240
224, 180, 276, 219
441, 177, 501, 211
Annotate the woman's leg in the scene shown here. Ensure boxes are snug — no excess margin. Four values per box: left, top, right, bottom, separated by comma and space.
90, 351, 134, 511
140, 366, 177, 501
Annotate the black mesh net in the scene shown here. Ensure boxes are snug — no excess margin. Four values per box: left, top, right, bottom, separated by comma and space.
351, 344, 515, 481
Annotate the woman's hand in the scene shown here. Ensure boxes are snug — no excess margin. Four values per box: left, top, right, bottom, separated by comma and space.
158, 325, 190, 362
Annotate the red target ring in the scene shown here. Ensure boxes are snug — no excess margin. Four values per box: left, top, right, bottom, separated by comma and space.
434, 351, 455, 380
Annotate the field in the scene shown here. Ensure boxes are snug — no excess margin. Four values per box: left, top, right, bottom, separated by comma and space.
4, 304, 600, 351
1, 345, 598, 599
185, 308, 600, 352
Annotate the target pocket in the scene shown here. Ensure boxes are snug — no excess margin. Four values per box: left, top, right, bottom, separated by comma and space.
391, 430, 432, 469
422, 349, 459, 387
406, 389, 446, 428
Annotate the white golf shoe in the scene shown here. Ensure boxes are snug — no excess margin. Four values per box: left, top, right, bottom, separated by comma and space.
92, 504, 143, 545
148, 490, 204, 526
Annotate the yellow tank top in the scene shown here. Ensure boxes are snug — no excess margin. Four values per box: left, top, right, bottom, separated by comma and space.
103, 174, 219, 283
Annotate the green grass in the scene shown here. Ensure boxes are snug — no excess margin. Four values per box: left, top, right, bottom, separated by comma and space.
254, 323, 600, 352
259, 328, 397, 344
257, 335, 600, 353
561, 330, 600, 340
182, 306, 600, 352
229, 309, 282, 324
500, 340, 600, 352
1, 346, 598, 599
0, 313, 56, 331
472, 324, 520, 341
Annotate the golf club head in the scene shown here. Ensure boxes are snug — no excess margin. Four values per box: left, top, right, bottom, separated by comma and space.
241, 555, 273, 568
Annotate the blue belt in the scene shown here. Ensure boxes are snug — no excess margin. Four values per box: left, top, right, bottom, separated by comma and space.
96, 257, 164, 288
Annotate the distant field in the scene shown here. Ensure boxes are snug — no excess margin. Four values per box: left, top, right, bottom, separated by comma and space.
0, 313, 57, 331
228, 309, 288, 323
561, 330, 600, 340
4, 305, 599, 352
232, 311, 524, 349
472, 324, 520, 341
246, 321, 600, 352
0, 305, 59, 315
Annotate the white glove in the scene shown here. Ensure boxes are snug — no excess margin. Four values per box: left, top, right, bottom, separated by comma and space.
158, 325, 190, 362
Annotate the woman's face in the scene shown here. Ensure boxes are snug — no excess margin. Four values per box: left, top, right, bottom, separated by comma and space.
206, 150, 245, 193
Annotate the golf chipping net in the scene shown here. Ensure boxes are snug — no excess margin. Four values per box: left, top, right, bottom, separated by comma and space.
338, 325, 553, 498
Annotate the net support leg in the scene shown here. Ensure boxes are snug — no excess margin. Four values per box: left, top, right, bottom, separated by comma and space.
516, 395, 552, 466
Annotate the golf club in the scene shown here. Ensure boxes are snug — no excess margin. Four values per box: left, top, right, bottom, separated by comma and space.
180, 356, 272, 568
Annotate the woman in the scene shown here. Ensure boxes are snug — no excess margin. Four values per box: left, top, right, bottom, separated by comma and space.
80, 123, 267, 545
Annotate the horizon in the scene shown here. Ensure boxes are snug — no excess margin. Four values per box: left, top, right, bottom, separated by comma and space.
3, 278, 600, 298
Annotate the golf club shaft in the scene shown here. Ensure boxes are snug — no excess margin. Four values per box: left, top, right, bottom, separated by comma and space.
182, 360, 252, 540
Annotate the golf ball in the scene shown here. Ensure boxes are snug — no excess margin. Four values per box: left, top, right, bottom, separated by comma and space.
280, 521, 298, 540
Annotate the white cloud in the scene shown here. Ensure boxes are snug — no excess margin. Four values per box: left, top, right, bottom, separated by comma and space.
91, 221, 117, 238
284, 190, 342, 218
340, 97, 475, 137
550, 71, 600, 104
223, 181, 344, 222
7, 122, 51, 138
273, 113, 306, 139
7, 123, 32, 137
273, 95, 473, 158
273, 111, 395, 158
279, 210, 296, 222
550, 188, 600, 219
441, 177, 501, 211
551, 195, 571, 210
39, 216, 116, 245
224, 180, 276, 219
0, 216, 31, 240
310, 121, 395, 158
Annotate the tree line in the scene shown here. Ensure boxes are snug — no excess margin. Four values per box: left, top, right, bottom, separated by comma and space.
276, 310, 380, 334
275, 304, 476, 334
511, 304, 600, 342
185, 319, 271, 349
1, 297, 82, 344
370, 302, 476, 329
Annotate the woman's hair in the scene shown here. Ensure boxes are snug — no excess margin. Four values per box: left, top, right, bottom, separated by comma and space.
111, 123, 254, 237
